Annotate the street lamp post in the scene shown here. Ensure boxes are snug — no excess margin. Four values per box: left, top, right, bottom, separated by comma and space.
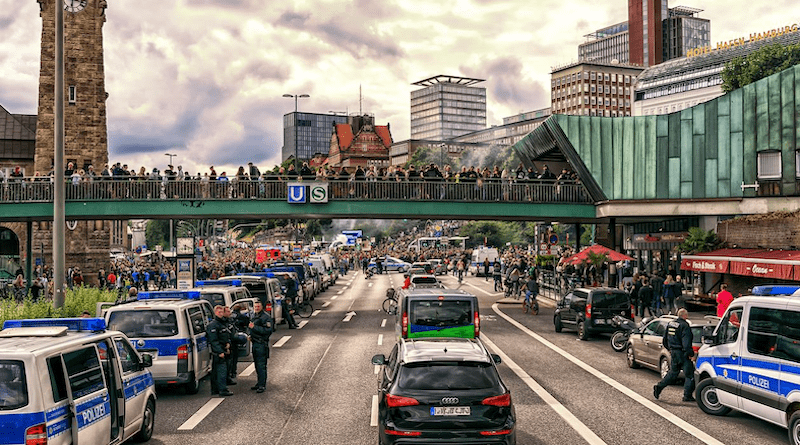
283, 94, 310, 170
165, 153, 176, 166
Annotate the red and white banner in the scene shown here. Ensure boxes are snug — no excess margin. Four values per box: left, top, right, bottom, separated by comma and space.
681, 258, 729, 273
730, 261, 794, 280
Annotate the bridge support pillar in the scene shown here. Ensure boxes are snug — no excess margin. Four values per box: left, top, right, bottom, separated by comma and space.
609, 218, 616, 251
26, 221, 32, 292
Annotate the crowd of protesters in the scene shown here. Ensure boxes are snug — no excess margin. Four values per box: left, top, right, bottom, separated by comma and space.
0, 160, 585, 203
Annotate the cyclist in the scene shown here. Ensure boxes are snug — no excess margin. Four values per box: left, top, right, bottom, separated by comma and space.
506, 262, 522, 298
492, 260, 503, 292
524, 274, 539, 313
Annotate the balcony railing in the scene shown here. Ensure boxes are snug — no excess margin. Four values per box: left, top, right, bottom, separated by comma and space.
0, 178, 594, 204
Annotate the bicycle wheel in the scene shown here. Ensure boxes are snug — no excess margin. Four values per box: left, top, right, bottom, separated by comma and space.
522, 299, 530, 313
297, 301, 313, 318
382, 297, 397, 315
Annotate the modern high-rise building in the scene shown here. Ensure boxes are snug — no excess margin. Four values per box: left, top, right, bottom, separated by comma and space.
579, 22, 630, 64
282, 112, 349, 162
628, 0, 668, 67
410, 75, 487, 140
662, 6, 710, 61
551, 61, 644, 117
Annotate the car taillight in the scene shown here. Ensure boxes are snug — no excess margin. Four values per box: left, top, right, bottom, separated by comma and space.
585, 303, 592, 319
402, 312, 408, 338
386, 394, 419, 407
480, 429, 513, 436
631, 304, 636, 320
384, 429, 422, 437
474, 311, 480, 337
482, 393, 511, 407
25, 423, 47, 445
177, 344, 189, 361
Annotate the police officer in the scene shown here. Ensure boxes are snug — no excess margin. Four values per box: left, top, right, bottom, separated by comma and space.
207, 305, 233, 396
653, 308, 695, 401
227, 305, 250, 384
248, 301, 274, 393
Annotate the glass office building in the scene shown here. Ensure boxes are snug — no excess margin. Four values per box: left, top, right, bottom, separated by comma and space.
579, 22, 630, 64
410, 75, 487, 140
663, 6, 710, 61
282, 112, 349, 162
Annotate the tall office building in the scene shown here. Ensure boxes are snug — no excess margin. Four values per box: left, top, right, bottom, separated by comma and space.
410, 75, 487, 140
662, 6, 710, 61
579, 22, 630, 64
282, 112, 349, 162
628, 0, 668, 67
551, 61, 643, 117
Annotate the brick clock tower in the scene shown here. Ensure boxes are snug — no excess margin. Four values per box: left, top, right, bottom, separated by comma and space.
33, 0, 111, 282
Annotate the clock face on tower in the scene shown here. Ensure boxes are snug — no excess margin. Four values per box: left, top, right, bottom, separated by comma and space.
64, 0, 88, 13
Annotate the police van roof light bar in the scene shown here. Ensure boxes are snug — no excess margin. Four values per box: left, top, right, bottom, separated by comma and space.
195, 279, 243, 287
137, 291, 201, 300
2, 318, 107, 331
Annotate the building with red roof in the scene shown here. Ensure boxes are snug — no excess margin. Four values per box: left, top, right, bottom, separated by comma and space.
327, 114, 392, 168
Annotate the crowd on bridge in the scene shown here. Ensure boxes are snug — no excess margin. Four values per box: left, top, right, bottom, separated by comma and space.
0, 160, 587, 203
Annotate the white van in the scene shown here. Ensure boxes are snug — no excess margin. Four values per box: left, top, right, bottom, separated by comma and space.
0, 317, 157, 444
470, 247, 499, 276
695, 294, 800, 444
104, 290, 214, 394
307, 256, 332, 290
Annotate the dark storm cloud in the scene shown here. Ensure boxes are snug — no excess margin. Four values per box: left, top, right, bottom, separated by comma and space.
276, 11, 311, 29
243, 59, 290, 82
317, 22, 403, 60
0, 14, 13, 31
462, 57, 548, 110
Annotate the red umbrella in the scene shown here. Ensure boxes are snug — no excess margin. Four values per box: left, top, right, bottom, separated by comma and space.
561, 244, 634, 265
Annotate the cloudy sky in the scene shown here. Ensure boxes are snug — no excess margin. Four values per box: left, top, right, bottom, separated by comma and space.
0, 0, 796, 175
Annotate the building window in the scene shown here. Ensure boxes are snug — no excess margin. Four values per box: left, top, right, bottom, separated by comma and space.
605, 86, 610, 94
604, 73, 610, 81
591, 85, 596, 93
796, 150, 800, 178
758, 151, 782, 179
590, 72, 596, 80
68, 86, 76, 104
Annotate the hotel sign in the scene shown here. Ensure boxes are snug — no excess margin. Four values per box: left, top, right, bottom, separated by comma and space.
687, 23, 799, 58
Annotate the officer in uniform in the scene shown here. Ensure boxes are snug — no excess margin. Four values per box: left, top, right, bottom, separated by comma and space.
207, 305, 233, 396
227, 305, 250, 384
654, 308, 695, 401
248, 301, 274, 393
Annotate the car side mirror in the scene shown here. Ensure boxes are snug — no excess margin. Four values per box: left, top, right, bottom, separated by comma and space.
371, 354, 386, 365
702, 325, 716, 345
140, 353, 153, 368
491, 354, 502, 365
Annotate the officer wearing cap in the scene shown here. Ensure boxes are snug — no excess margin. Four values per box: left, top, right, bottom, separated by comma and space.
207, 305, 233, 396
654, 308, 696, 401
248, 301, 273, 393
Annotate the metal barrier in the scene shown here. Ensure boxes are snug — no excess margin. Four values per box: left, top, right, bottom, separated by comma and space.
0, 178, 594, 204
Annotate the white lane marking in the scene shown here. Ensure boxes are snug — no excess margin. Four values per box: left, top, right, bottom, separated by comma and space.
337, 290, 344, 294
239, 363, 255, 377
331, 295, 338, 300
370, 395, 379, 427
297, 320, 308, 329
492, 304, 726, 445
465, 281, 502, 296
273, 336, 291, 348
312, 310, 322, 317
482, 334, 606, 445
322, 301, 331, 308
374, 364, 380, 375
381, 318, 387, 328
177, 398, 225, 431
368, 282, 373, 287
378, 334, 383, 345
343, 311, 356, 322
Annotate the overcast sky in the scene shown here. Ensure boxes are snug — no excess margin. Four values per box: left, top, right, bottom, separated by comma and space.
0, 0, 796, 175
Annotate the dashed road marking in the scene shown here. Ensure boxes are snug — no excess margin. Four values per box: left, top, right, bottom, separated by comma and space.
377, 334, 383, 345
297, 320, 308, 329
374, 364, 380, 375
312, 310, 322, 317
239, 363, 255, 377
273, 336, 291, 348
337, 290, 344, 294
381, 318, 386, 328
177, 398, 225, 431
368, 283, 373, 287
331, 295, 338, 300
322, 301, 331, 308
370, 395, 379, 427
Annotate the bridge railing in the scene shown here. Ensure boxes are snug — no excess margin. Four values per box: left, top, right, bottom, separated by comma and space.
0, 178, 593, 204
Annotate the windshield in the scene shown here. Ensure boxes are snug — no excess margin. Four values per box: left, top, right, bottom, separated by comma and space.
591, 292, 630, 308
397, 362, 499, 390
108, 309, 179, 338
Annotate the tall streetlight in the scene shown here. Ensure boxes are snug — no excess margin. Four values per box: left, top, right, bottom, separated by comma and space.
165, 152, 176, 166
283, 94, 310, 170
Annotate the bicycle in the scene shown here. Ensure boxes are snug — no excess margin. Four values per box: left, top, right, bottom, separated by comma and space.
504, 279, 521, 299
382, 288, 398, 315
522, 291, 539, 315
293, 298, 314, 318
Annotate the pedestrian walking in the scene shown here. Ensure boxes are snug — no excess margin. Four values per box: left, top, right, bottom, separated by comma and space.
483, 258, 490, 281
662, 275, 677, 315
638, 278, 654, 318
654, 308, 696, 402
207, 305, 233, 396
249, 301, 273, 393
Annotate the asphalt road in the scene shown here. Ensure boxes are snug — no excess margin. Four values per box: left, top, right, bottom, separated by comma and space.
145, 271, 788, 445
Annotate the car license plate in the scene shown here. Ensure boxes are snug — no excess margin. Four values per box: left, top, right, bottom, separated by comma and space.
595, 319, 605, 324
431, 406, 470, 416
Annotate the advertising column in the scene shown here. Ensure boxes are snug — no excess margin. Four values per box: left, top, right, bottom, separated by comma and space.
176, 237, 196, 290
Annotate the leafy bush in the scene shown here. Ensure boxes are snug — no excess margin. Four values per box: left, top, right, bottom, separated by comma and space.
0, 287, 117, 326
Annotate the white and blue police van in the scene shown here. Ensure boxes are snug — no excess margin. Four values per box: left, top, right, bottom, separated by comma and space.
0, 317, 156, 445
695, 291, 800, 444
103, 290, 213, 395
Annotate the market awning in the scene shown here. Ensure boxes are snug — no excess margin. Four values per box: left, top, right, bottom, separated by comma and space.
681, 248, 800, 280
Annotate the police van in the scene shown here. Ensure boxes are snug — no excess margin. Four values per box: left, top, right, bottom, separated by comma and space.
695, 292, 800, 444
193, 280, 252, 309
0, 317, 156, 445
103, 290, 213, 395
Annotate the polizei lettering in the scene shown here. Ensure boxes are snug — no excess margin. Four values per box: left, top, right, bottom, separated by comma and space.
82, 403, 106, 425
748, 375, 771, 390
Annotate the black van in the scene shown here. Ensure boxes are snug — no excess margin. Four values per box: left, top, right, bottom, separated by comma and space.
395, 288, 480, 340
554, 287, 634, 340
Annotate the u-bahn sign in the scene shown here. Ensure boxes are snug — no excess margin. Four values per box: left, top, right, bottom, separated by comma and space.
288, 182, 328, 204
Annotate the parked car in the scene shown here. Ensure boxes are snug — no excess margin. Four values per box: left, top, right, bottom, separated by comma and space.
412, 261, 435, 275
625, 315, 716, 378
554, 287, 634, 340
372, 337, 516, 444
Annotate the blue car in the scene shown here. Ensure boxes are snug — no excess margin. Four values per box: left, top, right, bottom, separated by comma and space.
368, 256, 411, 273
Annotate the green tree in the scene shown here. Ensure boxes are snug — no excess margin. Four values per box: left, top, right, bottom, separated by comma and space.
677, 227, 722, 254
145, 220, 170, 250
721, 43, 800, 92
458, 221, 526, 248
